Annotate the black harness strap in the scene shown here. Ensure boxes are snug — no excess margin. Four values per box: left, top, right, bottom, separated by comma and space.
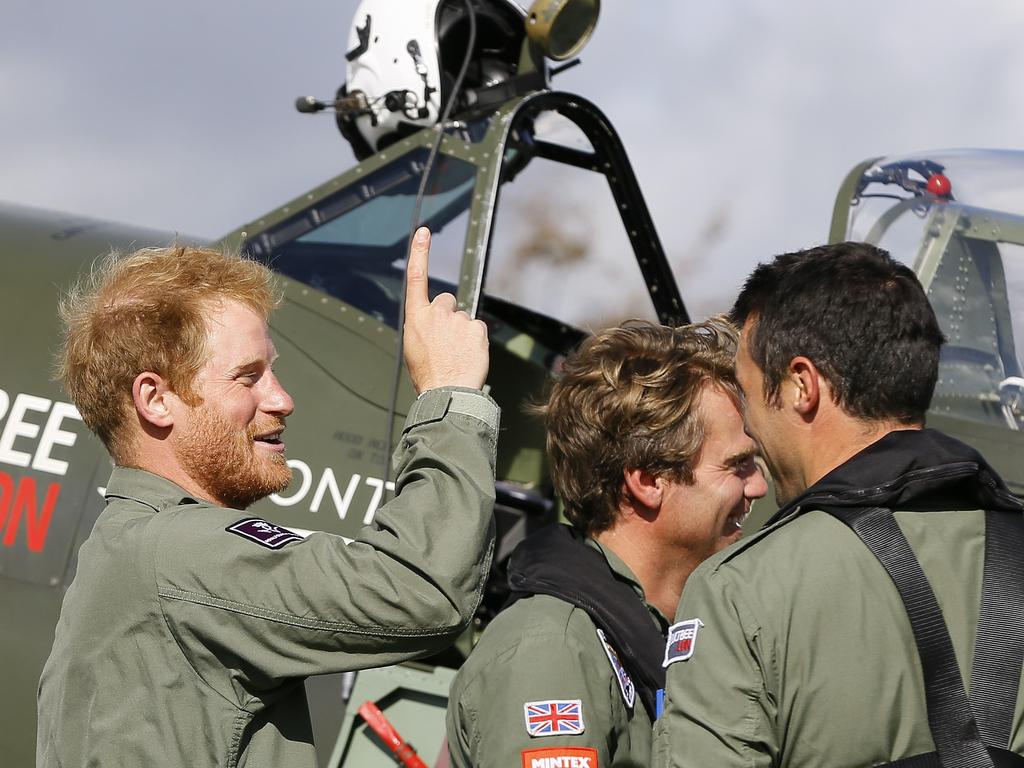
971, 510, 1024, 748
825, 504, 1024, 767
830, 506, 993, 768
886, 749, 1024, 768
505, 524, 667, 721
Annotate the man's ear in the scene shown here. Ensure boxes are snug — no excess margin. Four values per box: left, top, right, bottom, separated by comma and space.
132, 372, 175, 429
623, 467, 662, 512
788, 356, 821, 417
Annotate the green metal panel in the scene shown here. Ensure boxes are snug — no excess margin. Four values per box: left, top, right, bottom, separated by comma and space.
325, 664, 456, 768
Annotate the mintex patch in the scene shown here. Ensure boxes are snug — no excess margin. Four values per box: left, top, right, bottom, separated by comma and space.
521, 747, 598, 768
225, 518, 303, 549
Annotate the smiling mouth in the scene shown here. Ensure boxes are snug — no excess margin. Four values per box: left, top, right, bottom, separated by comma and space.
254, 430, 285, 450
726, 510, 746, 534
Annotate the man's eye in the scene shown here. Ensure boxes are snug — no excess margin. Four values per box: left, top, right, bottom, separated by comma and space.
734, 457, 755, 474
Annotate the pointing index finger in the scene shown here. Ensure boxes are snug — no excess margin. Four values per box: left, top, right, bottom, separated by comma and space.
405, 227, 431, 310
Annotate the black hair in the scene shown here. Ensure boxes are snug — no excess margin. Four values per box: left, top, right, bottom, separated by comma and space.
730, 241, 945, 425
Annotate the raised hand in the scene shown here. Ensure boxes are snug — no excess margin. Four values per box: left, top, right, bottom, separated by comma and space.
403, 227, 489, 393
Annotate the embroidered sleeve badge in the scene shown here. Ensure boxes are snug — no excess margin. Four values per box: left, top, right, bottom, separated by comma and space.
595, 628, 635, 709
226, 518, 303, 549
663, 618, 704, 666
521, 746, 598, 768
524, 699, 585, 737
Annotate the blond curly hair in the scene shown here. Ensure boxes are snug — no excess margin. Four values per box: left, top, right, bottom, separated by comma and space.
537, 318, 741, 536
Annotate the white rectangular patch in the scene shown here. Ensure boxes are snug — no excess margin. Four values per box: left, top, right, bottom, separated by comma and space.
596, 628, 635, 709
663, 618, 704, 666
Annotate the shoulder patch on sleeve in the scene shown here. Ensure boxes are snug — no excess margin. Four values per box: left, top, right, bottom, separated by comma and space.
663, 618, 704, 666
225, 518, 303, 549
521, 746, 598, 768
595, 628, 635, 709
524, 699, 585, 737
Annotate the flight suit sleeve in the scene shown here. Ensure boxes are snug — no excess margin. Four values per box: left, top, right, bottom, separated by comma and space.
153, 387, 499, 700
447, 605, 632, 768
652, 564, 778, 768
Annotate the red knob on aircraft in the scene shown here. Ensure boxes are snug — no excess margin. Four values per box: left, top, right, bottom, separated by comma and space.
927, 173, 952, 197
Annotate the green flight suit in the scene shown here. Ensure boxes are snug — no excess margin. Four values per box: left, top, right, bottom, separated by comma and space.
447, 540, 664, 768
653, 430, 1024, 768
37, 387, 498, 768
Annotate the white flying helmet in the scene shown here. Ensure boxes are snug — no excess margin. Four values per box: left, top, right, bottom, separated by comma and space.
338, 0, 528, 158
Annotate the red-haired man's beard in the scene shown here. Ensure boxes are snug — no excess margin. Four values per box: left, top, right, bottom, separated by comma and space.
174, 404, 291, 510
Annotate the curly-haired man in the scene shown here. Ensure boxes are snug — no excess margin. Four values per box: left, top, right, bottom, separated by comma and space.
448, 319, 766, 768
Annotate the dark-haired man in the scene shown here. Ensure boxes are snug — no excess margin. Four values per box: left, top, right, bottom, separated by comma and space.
447, 320, 766, 768
654, 242, 1024, 768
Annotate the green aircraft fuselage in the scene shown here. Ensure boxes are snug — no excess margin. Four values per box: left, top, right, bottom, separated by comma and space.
2, 56, 1023, 768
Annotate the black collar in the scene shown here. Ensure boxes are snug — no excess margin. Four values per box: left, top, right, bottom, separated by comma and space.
766, 428, 1021, 527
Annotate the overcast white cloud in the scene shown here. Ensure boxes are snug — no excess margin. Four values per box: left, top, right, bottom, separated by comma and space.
2, 0, 1023, 323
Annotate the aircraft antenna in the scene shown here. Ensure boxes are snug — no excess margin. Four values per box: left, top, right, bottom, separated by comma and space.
382, 0, 479, 489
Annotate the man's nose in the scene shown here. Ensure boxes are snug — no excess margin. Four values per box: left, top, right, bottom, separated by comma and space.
263, 373, 295, 417
746, 464, 769, 500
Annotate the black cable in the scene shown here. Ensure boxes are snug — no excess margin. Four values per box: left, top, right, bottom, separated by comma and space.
381, 0, 478, 487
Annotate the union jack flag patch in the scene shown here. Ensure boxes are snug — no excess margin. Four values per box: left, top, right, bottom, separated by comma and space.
523, 699, 585, 737
663, 618, 704, 666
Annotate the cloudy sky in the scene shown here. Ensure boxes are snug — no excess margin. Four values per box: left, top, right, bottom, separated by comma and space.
3, 0, 1023, 324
